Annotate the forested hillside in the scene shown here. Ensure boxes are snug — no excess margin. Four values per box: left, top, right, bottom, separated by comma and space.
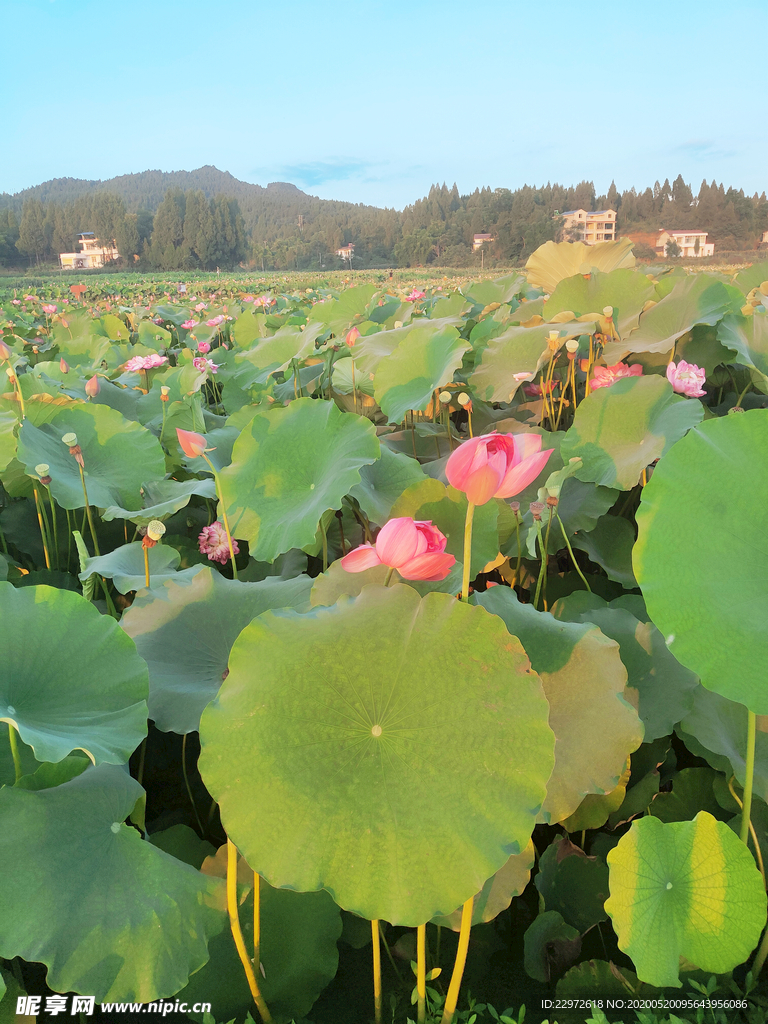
0, 166, 765, 270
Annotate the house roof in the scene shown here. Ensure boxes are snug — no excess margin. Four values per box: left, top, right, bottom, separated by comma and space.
659, 229, 708, 236
473, 233, 493, 239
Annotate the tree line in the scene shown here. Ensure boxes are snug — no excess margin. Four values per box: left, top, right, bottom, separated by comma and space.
1, 172, 766, 271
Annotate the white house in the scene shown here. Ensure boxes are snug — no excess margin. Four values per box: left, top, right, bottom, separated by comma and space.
472, 233, 495, 251
336, 243, 355, 261
560, 209, 617, 244
656, 229, 714, 258
59, 232, 119, 269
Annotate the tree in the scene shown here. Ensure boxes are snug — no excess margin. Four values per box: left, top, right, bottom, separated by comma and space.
665, 238, 681, 257
16, 199, 48, 263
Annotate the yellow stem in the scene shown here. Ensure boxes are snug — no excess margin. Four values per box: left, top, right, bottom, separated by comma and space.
460, 502, 475, 602
351, 358, 357, 415
226, 840, 272, 1023
371, 919, 382, 1024
253, 872, 261, 973
32, 486, 52, 569
143, 544, 150, 589
728, 777, 765, 886
440, 897, 473, 1024
8, 723, 22, 783
417, 924, 426, 1023
78, 465, 100, 556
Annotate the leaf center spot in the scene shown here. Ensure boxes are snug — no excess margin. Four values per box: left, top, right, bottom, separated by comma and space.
310, 483, 315, 490
666, 881, 673, 890
6, 706, 15, 715
371, 724, 382, 738
110, 822, 121, 834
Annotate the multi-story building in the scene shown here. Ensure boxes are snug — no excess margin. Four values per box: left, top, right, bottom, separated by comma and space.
472, 233, 495, 251
560, 209, 617, 244
656, 229, 714, 258
59, 232, 119, 269
336, 243, 355, 261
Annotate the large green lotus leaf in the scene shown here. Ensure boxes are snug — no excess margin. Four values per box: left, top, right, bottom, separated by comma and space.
634, 410, 768, 712
217, 398, 380, 561
551, 592, 698, 741
309, 559, 463, 604
556, 960, 658, 1006
523, 911, 582, 983
649, 767, 726, 824
535, 836, 609, 932
716, 310, 768, 378
525, 239, 636, 294
234, 323, 322, 382
343, 317, 462, 379
373, 323, 470, 423
605, 812, 766, 987
307, 284, 378, 334
348, 446, 427, 525
148, 825, 216, 869
389, 478, 499, 579
80, 542, 182, 594
198, 585, 555, 925
180, 846, 342, 1024
431, 841, 535, 931
733, 261, 768, 295
561, 375, 704, 490
571, 513, 637, 587
0, 583, 147, 764
0, 727, 39, 786
0, 408, 17, 473
101, 478, 217, 524
17, 403, 166, 511
470, 321, 590, 403
678, 686, 768, 803
122, 567, 313, 734
544, 269, 657, 338
476, 587, 642, 824
0, 764, 225, 1001
463, 274, 525, 307
610, 274, 736, 361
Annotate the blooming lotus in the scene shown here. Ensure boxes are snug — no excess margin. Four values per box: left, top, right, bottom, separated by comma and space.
446, 431, 554, 506
193, 356, 220, 375
206, 315, 226, 327
199, 521, 240, 564
176, 428, 208, 458
405, 288, 426, 302
124, 353, 168, 373
667, 359, 706, 397
11, 299, 20, 306
42, 304, 57, 315
194, 302, 207, 312
341, 517, 455, 581
590, 363, 643, 390
181, 319, 198, 329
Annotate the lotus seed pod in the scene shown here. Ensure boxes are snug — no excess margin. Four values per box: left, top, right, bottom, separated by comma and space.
510, 501, 520, 513
566, 339, 579, 353
728, 406, 745, 414
146, 520, 166, 542
529, 500, 545, 521
548, 331, 560, 341
61, 432, 78, 446
603, 305, 613, 317
35, 464, 50, 477
457, 392, 470, 406
394, 321, 403, 329
439, 391, 452, 403
546, 495, 558, 508
5, 367, 15, 380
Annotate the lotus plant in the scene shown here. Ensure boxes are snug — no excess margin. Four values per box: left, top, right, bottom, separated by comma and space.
177, 428, 239, 577
341, 517, 455, 584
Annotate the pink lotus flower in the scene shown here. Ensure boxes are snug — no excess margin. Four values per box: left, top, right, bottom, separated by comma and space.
11, 299, 21, 306
24, 295, 36, 301
0, 340, 11, 360
523, 381, 556, 397
194, 302, 207, 312
405, 288, 426, 302
242, 295, 254, 303
341, 517, 455, 581
590, 363, 643, 390
59, 357, 69, 373
176, 428, 207, 459
446, 431, 554, 507
345, 327, 360, 348
124, 353, 168, 373
199, 521, 239, 564
254, 295, 273, 308
206, 315, 226, 327
42, 304, 57, 315
193, 356, 220, 375
181, 319, 198, 329
197, 340, 211, 354
85, 375, 100, 397
666, 359, 706, 397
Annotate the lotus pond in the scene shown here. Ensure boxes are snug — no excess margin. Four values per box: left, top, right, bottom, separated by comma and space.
1, 238, 768, 1024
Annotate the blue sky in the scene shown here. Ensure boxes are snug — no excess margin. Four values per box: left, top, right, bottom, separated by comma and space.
3, 0, 766, 209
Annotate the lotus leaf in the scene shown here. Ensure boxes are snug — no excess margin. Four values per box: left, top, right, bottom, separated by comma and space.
525, 239, 635, 293
80, 541, 182, 593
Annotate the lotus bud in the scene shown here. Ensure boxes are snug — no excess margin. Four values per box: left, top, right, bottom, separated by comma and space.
176, 427, 208, 459
60, 357, 69, 373
529, 500, 545, 521
602, 305, 613, 318
160, 385, 170, 402
0, 340, 10, 361
345, 327, 360, 348
439, 390, 452, 404
85, 375, 99, 397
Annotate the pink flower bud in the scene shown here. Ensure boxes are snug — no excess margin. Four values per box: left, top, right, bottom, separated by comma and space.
0, 340, 10, 361
85, 375, 100, 397
341, 517, 455, 581
176, 428, 208, 459
345, 327, 360, 348
59, 357, 69, 374
197, 341, 211, 354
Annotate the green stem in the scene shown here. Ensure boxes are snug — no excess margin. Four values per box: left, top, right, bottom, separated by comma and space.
555, 511, 591, 592
741, 710, 757, 845
78, 465, 100, 555
160, 401, 168, 446
752, 922, 768, 976
182, 733, 204, 835
460, 502, 475, 602
320, 516, 328, 572
384, 566, 395, 586
32, 485, 52, 569
8, 723, 22, 783
203, 457, 238, 580
533, 519, 546, 610
45, 484, 60, 570
66, 509, 73, 571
